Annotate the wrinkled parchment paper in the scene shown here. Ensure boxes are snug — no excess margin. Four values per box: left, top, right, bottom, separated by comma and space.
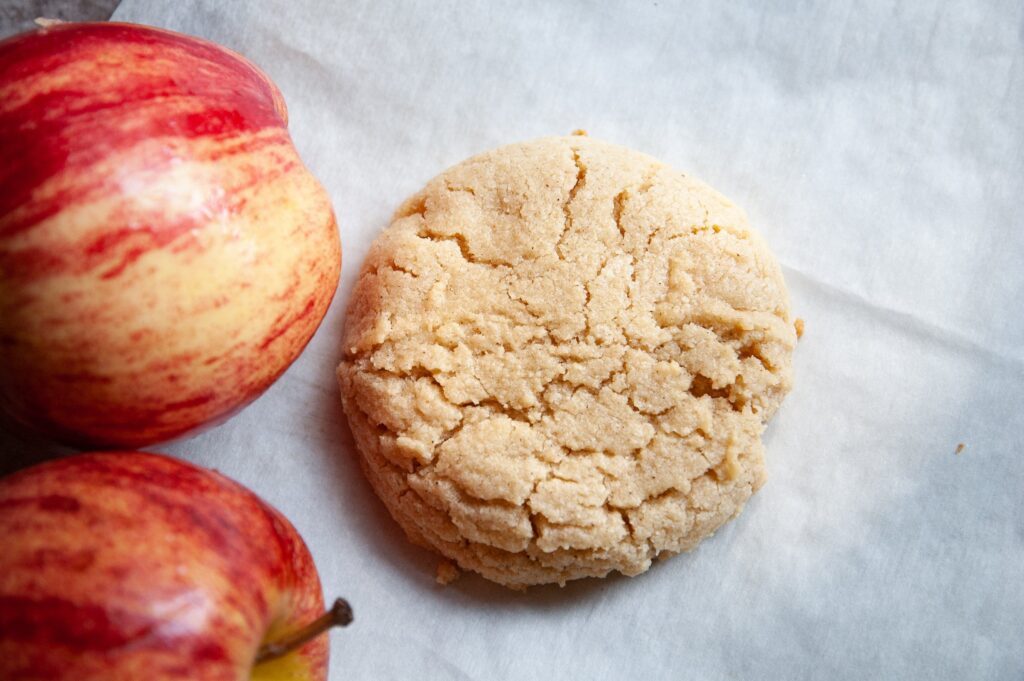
7, 1, 1023, 678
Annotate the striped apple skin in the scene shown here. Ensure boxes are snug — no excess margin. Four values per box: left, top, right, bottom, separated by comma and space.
0, 452, 328, 681
0, 23, 341, 448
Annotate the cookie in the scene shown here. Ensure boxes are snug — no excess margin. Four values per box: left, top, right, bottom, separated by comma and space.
338, 135, 796, 588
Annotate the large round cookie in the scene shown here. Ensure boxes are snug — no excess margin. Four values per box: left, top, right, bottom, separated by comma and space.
338, 135, 796, 588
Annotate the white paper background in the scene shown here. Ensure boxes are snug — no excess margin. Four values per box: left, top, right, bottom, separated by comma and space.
4, 1, 1022, 678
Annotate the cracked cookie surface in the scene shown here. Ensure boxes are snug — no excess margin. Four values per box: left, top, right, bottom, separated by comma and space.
337, 136, 796, 588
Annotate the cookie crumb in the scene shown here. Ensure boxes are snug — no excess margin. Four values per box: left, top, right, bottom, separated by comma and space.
717, 440, 742, 481
794, 318, 805, 339
436, 559, 461, 585
571, 129, 588, 137
955, 443, 965, 455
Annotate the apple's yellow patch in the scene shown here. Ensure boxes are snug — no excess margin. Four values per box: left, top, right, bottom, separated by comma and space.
251, 653, 308, 681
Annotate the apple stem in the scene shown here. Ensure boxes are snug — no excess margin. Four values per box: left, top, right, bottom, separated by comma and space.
254, 598, 353, 665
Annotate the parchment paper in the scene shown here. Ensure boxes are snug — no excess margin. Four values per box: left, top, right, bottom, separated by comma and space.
8, 1, 1024, 678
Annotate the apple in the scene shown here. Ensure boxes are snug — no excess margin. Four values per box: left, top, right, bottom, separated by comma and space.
0, 451, 351, 680
0, 22, 342, 448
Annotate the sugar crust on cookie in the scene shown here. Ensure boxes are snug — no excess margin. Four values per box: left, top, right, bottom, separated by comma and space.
338, 136, 796, 588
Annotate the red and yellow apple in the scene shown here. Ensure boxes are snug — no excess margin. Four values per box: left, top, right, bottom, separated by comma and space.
0, 451, 349, 680
0, 22, 342, 448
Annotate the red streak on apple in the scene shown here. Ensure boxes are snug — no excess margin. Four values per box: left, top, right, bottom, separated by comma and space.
0, 493, 81, 512
0, 595, 157, 651
0, 22, 342, 448
0, 24, 285, 235
0, 452, 329, 680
